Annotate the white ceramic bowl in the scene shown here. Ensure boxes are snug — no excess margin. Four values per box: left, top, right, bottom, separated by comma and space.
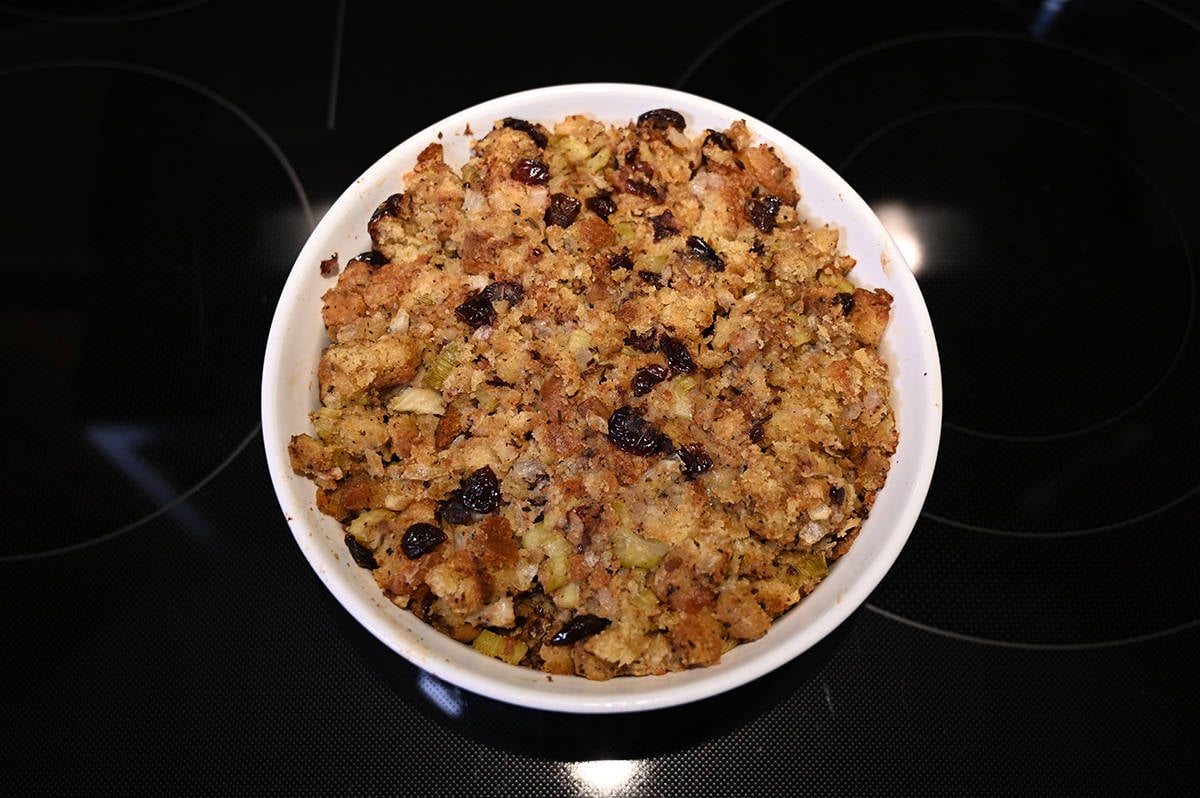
261, 82, 942, 714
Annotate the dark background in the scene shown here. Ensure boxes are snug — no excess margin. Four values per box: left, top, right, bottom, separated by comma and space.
2, 1, 1197, 795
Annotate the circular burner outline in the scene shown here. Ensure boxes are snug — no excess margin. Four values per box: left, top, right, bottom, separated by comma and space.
681, 23, 1200, 442
671, 2, 1200, 653
763, 26, 1200, 130
676, 21, 1200, 430
0, 0, 210, 24
759, 30, 1200, 443
0, 59, 313, 230
922, 475, 1200, 538
0, 426, 262, 563
837, 98, 1195, 442
759, 36, 1200, 536
0, 58, 313, 561
673, 0, 798, 89
866, 602, 1200, 650
1141, 0, 1200, 34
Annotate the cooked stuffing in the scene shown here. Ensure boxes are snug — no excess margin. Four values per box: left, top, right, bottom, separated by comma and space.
288, 110, 897, 679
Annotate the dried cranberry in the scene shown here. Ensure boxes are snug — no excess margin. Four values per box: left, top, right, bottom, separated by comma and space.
455, 291, 497, 329
501, 117, 548, 148
401, 523, 447, 560
631, 364, 669, 396
586, 192, 617, 220
483, 280, 524, 304
623, 178, 661, 201
548, 614, 611, 645
459, 466, 501, 514
650, 210, 679, 241
352, 250, 388, 266
545, 192, 582, 227
437, 492, 473, 525
834, 292, 856, 315
659, 335, 696, 374
748, 196, 783, 233
749, 422, 766, 444
511, 158, 550, 186
609, 252, 634, 271
703, 130, 736, 150
637, 108, 686, 131
607, 406, 672, 457
676, 443, 713, 479
369, 193, 404, 223
624, 328, 659, 352
344, 533, 379, 569
685, 236, 725, 272
829, 485, 846, 505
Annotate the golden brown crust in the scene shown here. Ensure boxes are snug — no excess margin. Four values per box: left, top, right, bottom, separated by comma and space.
289, 111, 898, 679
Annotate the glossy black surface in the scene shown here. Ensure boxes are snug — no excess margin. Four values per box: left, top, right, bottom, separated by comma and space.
2, 1, 1197, 794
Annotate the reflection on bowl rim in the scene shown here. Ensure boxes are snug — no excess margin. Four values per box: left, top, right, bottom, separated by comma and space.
261, 82, 942, 714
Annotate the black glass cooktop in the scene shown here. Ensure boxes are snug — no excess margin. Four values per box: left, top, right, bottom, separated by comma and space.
2, 1, 1197, 794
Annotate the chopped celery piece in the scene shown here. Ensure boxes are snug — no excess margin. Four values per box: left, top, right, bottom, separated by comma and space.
609, 499, 631, 529
553, 581, 581, 609
473, 387, 499, 413
568, 329, 592, 369
388, 387, 445, 416
786, 551, 828, 586
642, 253, 668, 273
585, 148, 611, 173
423, 341, 466, 390
612, 528, 671, 569
471, 629, 528, 665
787, 324, 812, 347
672, 374, 697, 393
312, 406, 341, 440
522, 523, 571, 591
540, 534, 572, 591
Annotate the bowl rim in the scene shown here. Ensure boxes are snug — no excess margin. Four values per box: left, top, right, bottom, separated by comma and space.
261, 81, 942, 714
